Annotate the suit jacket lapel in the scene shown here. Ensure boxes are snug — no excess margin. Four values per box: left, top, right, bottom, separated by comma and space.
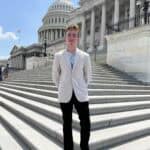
63, 50, 72, 70
72, 49, 80, 72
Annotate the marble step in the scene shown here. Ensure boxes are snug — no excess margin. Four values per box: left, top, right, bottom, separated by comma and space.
93, 71, 139, 78
9, 71, 124, 78
88, 89, 150, 95
0, 83, 57, 97
1, 96, 150, 149
1, 94, 150, 131
0, 106, 62, 150
8, 77, 140, 84
8, 75, 139, 83
9, 72, 136, 80
1, 84, 150, 105
91, 76, 140, 82
110, 135, 150, 150
0, 121, 23, 150
93, 67, 127, 74
1, 88, 150, 116
2, 81, 57, 90
9, 68, 132, 76
3, 80, 150, 90
1, 83, 150, 97
89, 83, 150, 89
91, 79, 140, 85
6, 78, 141, 86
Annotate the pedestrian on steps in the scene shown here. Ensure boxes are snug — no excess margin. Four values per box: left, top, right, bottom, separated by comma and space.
52, 24, 92, 150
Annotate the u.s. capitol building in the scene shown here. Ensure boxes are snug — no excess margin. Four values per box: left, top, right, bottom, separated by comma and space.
9, 0, 150, 83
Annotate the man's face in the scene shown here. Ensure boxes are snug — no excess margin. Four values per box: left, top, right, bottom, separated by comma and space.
65, 29, 79, 49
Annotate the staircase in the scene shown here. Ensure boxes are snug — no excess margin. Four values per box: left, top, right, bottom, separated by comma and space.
1, 63, 150, 150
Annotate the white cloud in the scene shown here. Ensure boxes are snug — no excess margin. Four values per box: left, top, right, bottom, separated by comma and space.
0, 26, 18, 41
0, 55, 9, 60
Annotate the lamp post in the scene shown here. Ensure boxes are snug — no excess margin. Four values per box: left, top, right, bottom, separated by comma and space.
43, 38, 47, 57
136, 0, 142, 26
143, 0, 149, 24
0, 66, 2, 81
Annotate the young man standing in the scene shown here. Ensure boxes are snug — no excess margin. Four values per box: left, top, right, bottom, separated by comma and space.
52, 24, 92, 150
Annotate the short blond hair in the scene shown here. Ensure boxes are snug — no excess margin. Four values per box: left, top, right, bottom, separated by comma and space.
65, 24, 80, 32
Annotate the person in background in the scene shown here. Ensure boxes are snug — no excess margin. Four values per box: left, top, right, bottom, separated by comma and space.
0, 66, 2, 81
3, 64, 9, 79
52, 24, 92, 150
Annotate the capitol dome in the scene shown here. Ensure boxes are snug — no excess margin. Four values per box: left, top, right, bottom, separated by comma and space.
48, 0, 74, 12
38, 0, 74, 44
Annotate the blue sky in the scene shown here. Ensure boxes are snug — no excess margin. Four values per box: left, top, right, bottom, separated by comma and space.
0, 0, 79, 60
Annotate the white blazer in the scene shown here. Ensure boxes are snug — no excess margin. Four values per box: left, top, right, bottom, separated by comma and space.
52, 48, 92, 103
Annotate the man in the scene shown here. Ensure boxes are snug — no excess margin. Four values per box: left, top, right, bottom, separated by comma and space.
52, 24, 92, 150
3, 64, 9, 79
0, 66, 2, 81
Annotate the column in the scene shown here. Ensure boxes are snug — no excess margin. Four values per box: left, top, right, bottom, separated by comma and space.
20, 55, 23, 69
38, 32, 40, 43
129, 0, 135, 28
81, 15, 86, 51
55, 29, 58, 40
51, 29, 54, 41
114, 0, 119, 30
88, 8, 95, 52
44, 31, 45, 40
46, 30, 48, 40
17, 56, 19, 68
49, 30, 51, 41
124, 6, 129, 29
54, 29, 55, 40
45, 30, 47, 40
48, 30, 50, 41
62, 30, 64, 37
60, 29, 62, 38
98, 2, 106, 51
57, 29, 60, 39
40, 32, 42, 42
42, 32, 43, 41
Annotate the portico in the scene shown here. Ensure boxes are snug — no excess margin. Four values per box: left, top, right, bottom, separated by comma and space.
68, 0, 138, 52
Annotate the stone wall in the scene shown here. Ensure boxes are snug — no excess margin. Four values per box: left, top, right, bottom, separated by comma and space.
106, 25, 150, 84
26, 57, 51, 70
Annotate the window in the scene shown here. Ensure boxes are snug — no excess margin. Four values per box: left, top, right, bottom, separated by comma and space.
95, 27, 99, 32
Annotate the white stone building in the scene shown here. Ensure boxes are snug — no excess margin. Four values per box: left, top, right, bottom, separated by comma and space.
68, 0, 150, 52
9, 0, 75, 70
38, 0, 74, 44
9, 0, 150, 83
69, 0, 150, 83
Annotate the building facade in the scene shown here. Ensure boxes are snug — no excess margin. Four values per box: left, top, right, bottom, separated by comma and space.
10, 0, 74, 70
10, 0, 150, 70
10, 44, 43, 69
38, 0, 74, 44
68, 0, 150, 52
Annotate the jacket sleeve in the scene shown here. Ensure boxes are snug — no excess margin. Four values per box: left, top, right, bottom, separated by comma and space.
84, 54, 92, 85
52, 54, 61, 87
